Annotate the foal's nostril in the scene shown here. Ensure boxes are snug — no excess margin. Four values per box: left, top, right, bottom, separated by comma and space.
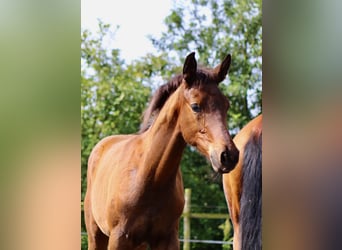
220, 150, 239, 167
220, 151, 230, 166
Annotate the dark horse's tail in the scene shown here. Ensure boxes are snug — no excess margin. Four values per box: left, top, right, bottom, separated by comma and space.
240, 132, 262, 250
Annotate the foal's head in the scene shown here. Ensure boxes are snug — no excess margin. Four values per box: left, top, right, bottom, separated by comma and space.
178, 52, 239, 173
141, 52, 239, 173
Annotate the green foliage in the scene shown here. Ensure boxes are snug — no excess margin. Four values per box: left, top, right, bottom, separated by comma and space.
151, 0, 262, 132
81, 234, 87, 250
81, 0, 261, 248
179, 148, 230, 249
220, 219, 234, 250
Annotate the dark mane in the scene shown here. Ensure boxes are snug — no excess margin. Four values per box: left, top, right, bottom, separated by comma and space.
139, 67, 220, 133
139, 74, 183, 133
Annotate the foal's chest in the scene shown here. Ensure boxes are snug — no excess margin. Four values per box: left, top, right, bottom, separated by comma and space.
120, 189, 184, 239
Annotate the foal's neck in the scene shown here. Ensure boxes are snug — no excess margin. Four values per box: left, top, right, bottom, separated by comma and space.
143, 87, 186, 185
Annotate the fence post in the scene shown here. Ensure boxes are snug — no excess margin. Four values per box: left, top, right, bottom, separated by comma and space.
183, 188, 191, 250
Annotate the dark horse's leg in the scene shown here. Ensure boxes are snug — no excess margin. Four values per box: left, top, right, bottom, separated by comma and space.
84, 190, 108, 250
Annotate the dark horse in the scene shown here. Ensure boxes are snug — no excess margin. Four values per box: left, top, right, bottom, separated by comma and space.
223, 115, 262, 250
84, 52, 239, 250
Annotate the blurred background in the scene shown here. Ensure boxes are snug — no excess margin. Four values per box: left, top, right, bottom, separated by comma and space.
1, 0, 341, 249
81, 0, 261, 249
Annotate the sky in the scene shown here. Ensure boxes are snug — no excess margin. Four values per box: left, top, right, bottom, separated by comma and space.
81, 0, 173, 63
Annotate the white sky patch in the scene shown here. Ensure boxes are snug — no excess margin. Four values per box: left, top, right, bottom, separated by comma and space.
81, 0, 173, 63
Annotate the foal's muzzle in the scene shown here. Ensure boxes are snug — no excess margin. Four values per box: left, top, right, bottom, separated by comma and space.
210, 147, 239, 174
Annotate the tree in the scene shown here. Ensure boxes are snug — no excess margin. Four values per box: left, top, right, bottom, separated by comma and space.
150, 0, 262, 132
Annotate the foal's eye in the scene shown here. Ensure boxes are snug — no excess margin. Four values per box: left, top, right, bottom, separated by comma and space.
190, 103, 201, 113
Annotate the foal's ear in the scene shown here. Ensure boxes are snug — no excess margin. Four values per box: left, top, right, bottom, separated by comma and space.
214, 54, 231, 83
183, 52, 197, 85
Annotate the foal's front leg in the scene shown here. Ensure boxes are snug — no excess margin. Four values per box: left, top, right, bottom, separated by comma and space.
107, 228, 148, 250
107, 229, 129, 250
84, 191, 108, 250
